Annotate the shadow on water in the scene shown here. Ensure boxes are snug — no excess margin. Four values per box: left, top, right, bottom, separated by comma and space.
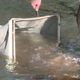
40, 16, 58, 41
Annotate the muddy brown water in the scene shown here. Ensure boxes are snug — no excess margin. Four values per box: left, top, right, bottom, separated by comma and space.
0, 31, 80, 80
1, 31, 80, 80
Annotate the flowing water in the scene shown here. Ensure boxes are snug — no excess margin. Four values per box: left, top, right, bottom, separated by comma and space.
0, 0, 80, 80
0, 32, 80, 80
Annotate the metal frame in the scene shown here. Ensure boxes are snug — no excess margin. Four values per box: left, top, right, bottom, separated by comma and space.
8, 15, 60, 64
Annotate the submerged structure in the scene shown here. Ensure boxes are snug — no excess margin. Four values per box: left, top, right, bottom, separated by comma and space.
0, 15, 60, 65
